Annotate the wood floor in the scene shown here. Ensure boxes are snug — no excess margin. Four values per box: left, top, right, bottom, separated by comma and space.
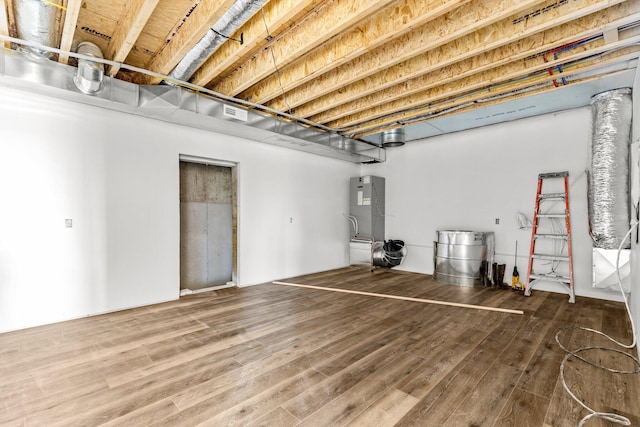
1, 267, 638, 426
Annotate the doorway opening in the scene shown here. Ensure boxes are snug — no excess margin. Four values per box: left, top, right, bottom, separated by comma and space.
179, 155, 237, 295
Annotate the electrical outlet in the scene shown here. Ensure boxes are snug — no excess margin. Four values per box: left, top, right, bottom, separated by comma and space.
495, 218, 500, 225
65, 219, 73, 228
289, 217, 293, 224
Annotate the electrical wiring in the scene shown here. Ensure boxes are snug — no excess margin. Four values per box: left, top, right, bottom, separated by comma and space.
3, 30, 633, 143
41, 0, 66, 11
546, 216, 566, 273
555, 222, 640, 426
533, 172, 584, 276
1, 27, 637, 146
515, 212, 533, 229
344, 81, 551, 138
260, 8, 294, 114
341, 77, 552, 136
211, 29, 243, 45
340, 39, 640, 137
343, 214, 358, 236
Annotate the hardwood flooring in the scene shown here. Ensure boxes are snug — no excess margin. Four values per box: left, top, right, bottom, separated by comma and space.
1, 267, 638, 426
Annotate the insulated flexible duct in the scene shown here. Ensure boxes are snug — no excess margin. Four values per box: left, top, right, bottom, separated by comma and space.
169, 0, 268, 82
13, 0, 56, 59
589, 88, 633, 249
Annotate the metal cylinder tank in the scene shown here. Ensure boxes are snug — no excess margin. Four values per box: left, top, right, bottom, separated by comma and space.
433, 230, 494, 286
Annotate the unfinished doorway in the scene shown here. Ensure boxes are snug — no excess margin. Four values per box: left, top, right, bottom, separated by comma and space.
179, 157, 237, 293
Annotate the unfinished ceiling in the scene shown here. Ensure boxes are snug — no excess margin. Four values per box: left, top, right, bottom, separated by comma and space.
1, 0, 639, 145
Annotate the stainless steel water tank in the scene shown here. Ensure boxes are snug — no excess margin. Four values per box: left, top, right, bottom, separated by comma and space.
433, 230, 495, 286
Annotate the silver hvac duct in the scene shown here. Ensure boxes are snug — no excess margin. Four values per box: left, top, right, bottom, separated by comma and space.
0, 46, 385, 163
169, 0, 267, 82
74, 42, 104, 95
589, 88, 633, 249
381, 128, 406, 147
13, 0, 57, 59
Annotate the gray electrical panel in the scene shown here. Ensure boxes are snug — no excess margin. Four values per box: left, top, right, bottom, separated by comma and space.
349, 176, 385, 241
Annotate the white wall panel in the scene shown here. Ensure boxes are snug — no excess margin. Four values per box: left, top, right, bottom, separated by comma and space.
631, 65, 640, 346
365, 108, 623, 302
3, 79, 633, 333
0, 85, 358, 332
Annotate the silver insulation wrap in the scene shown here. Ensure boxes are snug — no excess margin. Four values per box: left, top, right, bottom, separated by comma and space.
589, 88, 633, 249
13, 0, 56, 59
169, 0, 268, 82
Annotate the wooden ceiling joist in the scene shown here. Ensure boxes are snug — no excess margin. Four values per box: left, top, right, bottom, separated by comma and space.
57, 0, 82, 64
312, 7, 640, 125
210, 0, 397, 97
144, 0, 238, 84
6, 0, 639, 143
331, 37, 640, 130
349, 48, 639, 137
236, 0, 472, 106
106, 0, 160, 76
269, 0, 627, 116
263, 0, 543, 114
117, 1, 197, 71
191, 0, 324, 88
355, 67, 631, 139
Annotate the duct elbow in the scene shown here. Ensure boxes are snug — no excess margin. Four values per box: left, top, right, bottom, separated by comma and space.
74, 42, 105, 95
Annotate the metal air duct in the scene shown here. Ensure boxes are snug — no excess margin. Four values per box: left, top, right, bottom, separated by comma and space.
13, 0, 57, 59
381, 128, 406, 147
589, 88, 633, 249
0, 46, 385, 164
169, 0, 268, 82
74, 42, 104, 95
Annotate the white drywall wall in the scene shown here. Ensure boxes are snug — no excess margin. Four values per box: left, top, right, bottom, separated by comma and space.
0, 85, 358, 332
1, 81, 635, 333
365, 107, 623, 302
631, 66, 640, 346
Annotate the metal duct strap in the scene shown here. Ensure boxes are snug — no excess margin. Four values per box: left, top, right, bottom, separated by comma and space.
589, 88, 632, 249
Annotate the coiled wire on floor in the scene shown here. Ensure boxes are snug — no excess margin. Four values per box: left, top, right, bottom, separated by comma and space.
555, 224, 640, 426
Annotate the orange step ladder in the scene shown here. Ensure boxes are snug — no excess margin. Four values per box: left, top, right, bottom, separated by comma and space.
524, 171, 575, 303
